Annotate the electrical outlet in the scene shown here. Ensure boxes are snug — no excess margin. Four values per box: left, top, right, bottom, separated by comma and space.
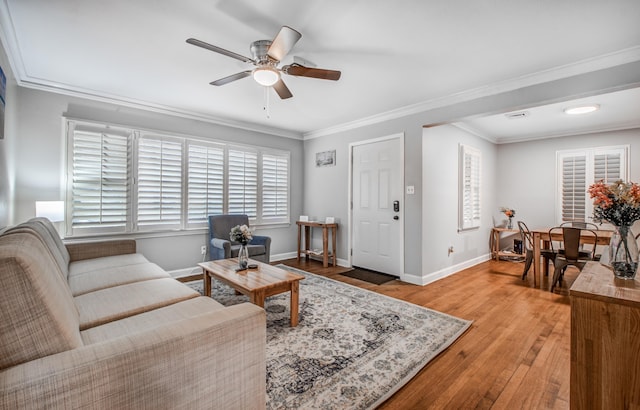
200, 245, 207, 255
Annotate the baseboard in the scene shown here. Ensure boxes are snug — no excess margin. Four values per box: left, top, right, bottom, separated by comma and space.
406, 253, 492, 286
271, 252, 350, 268
168, 267, 201, 280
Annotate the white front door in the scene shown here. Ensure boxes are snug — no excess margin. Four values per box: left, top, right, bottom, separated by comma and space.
351, 136, 403, 276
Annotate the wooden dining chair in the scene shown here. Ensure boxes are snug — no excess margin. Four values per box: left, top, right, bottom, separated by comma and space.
518, 221, 557, 281
560, 221, 599, 230
549, 227, 598, 292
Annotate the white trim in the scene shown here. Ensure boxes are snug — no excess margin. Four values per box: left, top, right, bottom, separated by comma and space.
348, 133, 405, 275
303, 46, 640, 140
407, 254, 491, 286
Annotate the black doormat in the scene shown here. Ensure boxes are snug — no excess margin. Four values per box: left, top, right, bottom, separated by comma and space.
340, 267, 397, 285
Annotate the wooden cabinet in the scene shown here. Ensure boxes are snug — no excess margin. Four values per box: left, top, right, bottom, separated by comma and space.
569, 262, 640, 409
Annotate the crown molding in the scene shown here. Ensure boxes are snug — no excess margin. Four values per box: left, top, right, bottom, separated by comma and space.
0, 2, 302, 140
19, 78, 303, 139
494, 122, 640, 145
303, 46, 640, 140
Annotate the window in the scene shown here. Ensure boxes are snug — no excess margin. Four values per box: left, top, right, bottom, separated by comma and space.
136, 135, 183, 231
458, 144, 481, 231
556, 145, 628, 224
66, 119, 290, 236
66, 122, 132, 236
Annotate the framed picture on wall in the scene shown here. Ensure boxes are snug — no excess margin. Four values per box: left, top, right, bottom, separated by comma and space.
316, 150, 336, 167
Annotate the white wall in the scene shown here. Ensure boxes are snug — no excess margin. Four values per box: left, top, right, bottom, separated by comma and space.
421, 125, 497, 284
11, 87, 304, 271
497, 128, 640, 230
302, 61, 640, 284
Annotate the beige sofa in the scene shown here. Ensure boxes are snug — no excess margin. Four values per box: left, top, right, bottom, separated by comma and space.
0, 218, 266, 409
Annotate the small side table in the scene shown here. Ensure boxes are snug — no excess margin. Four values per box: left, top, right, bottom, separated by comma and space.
490, 227, 525, 261
296, 221, 338, 268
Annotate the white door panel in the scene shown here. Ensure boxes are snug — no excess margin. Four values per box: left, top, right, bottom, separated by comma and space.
352, 137, 403, 275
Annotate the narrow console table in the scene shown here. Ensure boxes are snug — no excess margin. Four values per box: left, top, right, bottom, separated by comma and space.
296, 221, 338, 268
490, 227, 525, 261
569, 262, 640, 409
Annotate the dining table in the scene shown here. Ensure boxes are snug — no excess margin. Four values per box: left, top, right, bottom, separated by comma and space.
531, 228, 613, 288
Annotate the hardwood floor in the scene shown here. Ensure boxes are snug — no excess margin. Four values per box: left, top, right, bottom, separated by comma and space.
278, 257, 577, 409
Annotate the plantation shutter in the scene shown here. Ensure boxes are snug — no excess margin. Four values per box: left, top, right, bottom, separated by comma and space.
262, 152, 289, 222
593, 152, 622, 183
459, 144, 481, 230
557, 146, 627, 224
561, 154, 587, 222
68, 122, 131, 235
136, 135, 183, 230
228, 148, 258, 218
187, 142, 225, 227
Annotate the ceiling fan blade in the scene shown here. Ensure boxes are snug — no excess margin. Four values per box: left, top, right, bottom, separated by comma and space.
267, 26, 302, 61
186, 38, 254, 63
284, 64, 341, 81
210, 70, 252, 86
272, 79, 293, 99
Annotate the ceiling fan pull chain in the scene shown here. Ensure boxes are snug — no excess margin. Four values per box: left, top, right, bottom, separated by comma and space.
264, 86, 271, 119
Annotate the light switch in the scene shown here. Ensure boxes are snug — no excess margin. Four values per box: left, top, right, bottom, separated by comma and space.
406, 185, 415, 195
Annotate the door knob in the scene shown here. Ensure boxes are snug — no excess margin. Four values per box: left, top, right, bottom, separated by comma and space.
393, 215, 399, 220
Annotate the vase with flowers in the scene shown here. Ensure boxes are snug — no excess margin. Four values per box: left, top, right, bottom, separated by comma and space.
500, 207, 516, 229
230, 224, 253, 269
588, 180, 640, 279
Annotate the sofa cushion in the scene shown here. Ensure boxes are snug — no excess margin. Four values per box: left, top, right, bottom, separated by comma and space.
68, 262, 170, 296
69, 253, 149, 276
0, 232, 82, 370
75, 278, 200, 330
80, 296, 225, 344
230, 244, 266, 257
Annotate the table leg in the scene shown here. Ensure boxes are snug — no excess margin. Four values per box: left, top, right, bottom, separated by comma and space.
322, 226, 329, 268
250, 289, 266, 308
533, 232, 541, 288
304, 226, 310, 261
297, 224, 302, 262
332, 226, 337, 267
290, 281, 299, 327
203, 268, 211, 297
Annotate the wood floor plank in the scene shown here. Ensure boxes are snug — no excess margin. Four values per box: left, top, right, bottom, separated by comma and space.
277, 258, 572, 409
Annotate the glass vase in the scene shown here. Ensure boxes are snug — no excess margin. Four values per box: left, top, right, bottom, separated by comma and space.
608, 225, 639, 280
238, 244, 249, 269
507, 217, 513, 229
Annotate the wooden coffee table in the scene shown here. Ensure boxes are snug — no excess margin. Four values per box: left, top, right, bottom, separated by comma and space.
198, 259, 305, 327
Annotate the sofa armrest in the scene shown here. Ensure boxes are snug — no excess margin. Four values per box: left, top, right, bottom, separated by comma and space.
66, 240, 137, 262
0, 303, 266, 409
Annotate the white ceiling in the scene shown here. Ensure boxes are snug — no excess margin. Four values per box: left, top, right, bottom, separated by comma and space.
1, 0, 640, 140
455, 87, 640, 144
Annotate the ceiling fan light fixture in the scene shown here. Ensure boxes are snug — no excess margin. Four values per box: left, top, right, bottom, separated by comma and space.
253, 66, 280, 86
563, 104, 600, 115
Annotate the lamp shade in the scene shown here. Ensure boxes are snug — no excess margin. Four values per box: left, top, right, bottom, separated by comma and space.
35, 201, 65, 222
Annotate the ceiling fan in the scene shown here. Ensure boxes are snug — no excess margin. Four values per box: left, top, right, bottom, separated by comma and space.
186, 26, 341, 99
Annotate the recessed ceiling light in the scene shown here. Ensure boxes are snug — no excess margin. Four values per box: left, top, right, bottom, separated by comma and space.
563, 104, 600, 115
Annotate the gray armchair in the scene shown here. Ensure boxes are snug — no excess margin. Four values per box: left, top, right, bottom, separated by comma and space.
208, 214, 271, 263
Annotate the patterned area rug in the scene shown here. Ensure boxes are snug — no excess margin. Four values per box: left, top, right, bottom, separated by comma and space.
186, 265, 472, 409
